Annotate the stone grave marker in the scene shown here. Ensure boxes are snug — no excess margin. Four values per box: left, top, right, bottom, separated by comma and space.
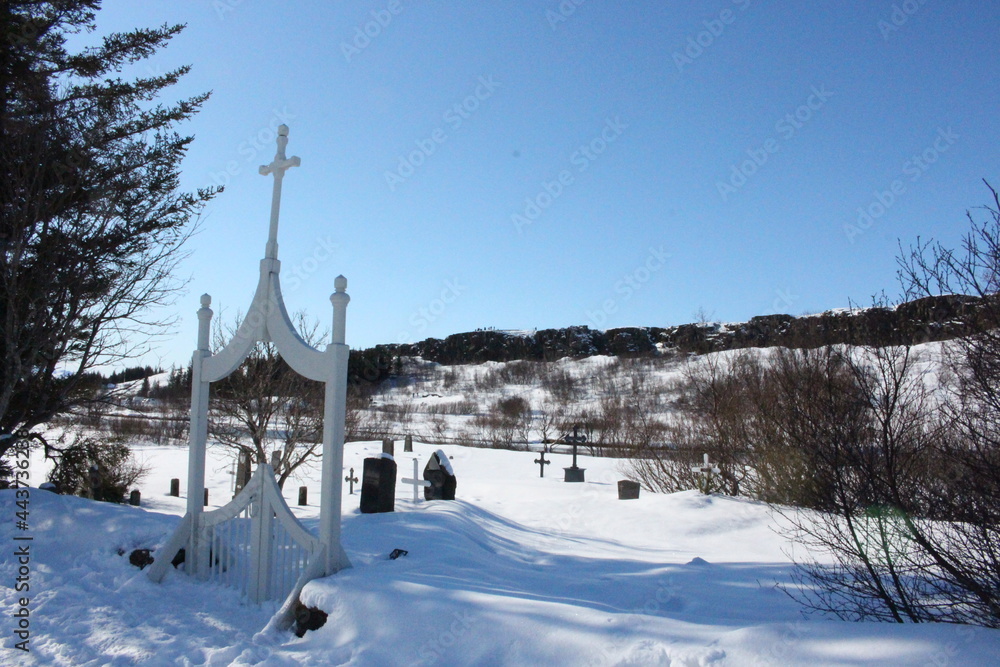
422, 449, 456, 500
563, 425, 587, 483
617, 480, 640, 500
234, 449, 252, 496
360, 454, 396, 513
404, 434, 413, 452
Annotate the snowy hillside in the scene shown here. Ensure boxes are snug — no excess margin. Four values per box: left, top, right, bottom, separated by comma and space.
3, 438, 998, 665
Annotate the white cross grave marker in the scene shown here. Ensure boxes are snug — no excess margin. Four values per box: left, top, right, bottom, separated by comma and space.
402, 457, 431, 502
691, 453, 720, 476
691, 453, 720, 493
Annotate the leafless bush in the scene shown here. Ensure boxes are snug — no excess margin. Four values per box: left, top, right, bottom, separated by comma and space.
472, 395, 532, 450
541, 366, 580, 403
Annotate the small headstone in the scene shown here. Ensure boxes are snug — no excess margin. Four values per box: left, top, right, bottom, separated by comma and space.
298, 486, 308, 506
422, 450, 456, 501
382, 438, 394, 457
404, 434, 413, 452
204, 488, 209, 507
360, 456, 396, 513
618, 480, 640, 500
129, 489, 141, 506
235, 450, 252, 495
169, 478, 180, 497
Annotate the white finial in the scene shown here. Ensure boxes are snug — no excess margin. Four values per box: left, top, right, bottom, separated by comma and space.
334, 275, 347, 292
200, 293, 211, 308
277, 124, 289, 136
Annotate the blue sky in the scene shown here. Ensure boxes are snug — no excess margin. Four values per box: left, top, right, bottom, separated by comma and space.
87, 0, 999, 369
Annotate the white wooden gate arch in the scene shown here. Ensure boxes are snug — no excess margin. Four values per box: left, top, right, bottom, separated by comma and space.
148, 125, 351, 627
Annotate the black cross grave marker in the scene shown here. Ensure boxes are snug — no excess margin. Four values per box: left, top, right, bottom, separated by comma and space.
345, 467, 359, 495
534, 450, 550, 478
564, 425, 587, 483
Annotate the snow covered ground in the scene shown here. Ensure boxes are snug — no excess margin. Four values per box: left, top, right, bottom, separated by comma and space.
2, 439, 998, 665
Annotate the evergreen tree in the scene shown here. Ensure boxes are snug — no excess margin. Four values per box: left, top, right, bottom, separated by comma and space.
0, 1, 216, 460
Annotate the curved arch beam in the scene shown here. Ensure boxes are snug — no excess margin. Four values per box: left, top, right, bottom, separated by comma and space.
202, 272, 270, 383
265, 273, 328, 382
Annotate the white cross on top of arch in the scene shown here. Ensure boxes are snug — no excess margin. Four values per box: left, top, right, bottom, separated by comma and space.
259, 124, 301, 259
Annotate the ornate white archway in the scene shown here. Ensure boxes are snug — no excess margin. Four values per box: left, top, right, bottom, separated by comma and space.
149, 125, 351, 599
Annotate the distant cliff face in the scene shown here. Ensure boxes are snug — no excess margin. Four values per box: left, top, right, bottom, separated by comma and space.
370, 295, 981, 366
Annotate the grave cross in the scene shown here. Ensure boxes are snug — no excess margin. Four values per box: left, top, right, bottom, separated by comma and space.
691, 453, 720, 476
691, 453, 720, 493
534, 450, 550, 478
566, 425, 587, 469
401, 458, 431, 502
345, 468, 359, 495
258, 124, 301, 260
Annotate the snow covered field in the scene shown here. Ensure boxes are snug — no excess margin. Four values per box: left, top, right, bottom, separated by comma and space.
2, 439, 998, 665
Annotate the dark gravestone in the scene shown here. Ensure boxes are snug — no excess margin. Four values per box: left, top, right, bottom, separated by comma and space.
404, 434, 413, 452
618, 480, 641, 500
423, 450, 456, 501
234, 450, 253, 496
169, 478, 180, 497
129, 489, 141, 506
360, 456, 396, 513
298, 486, 308, 506
204, 488, 209, 507
382, 438, 394, 457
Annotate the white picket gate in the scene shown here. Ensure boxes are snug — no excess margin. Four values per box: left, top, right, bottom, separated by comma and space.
148, 463, 327, 625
